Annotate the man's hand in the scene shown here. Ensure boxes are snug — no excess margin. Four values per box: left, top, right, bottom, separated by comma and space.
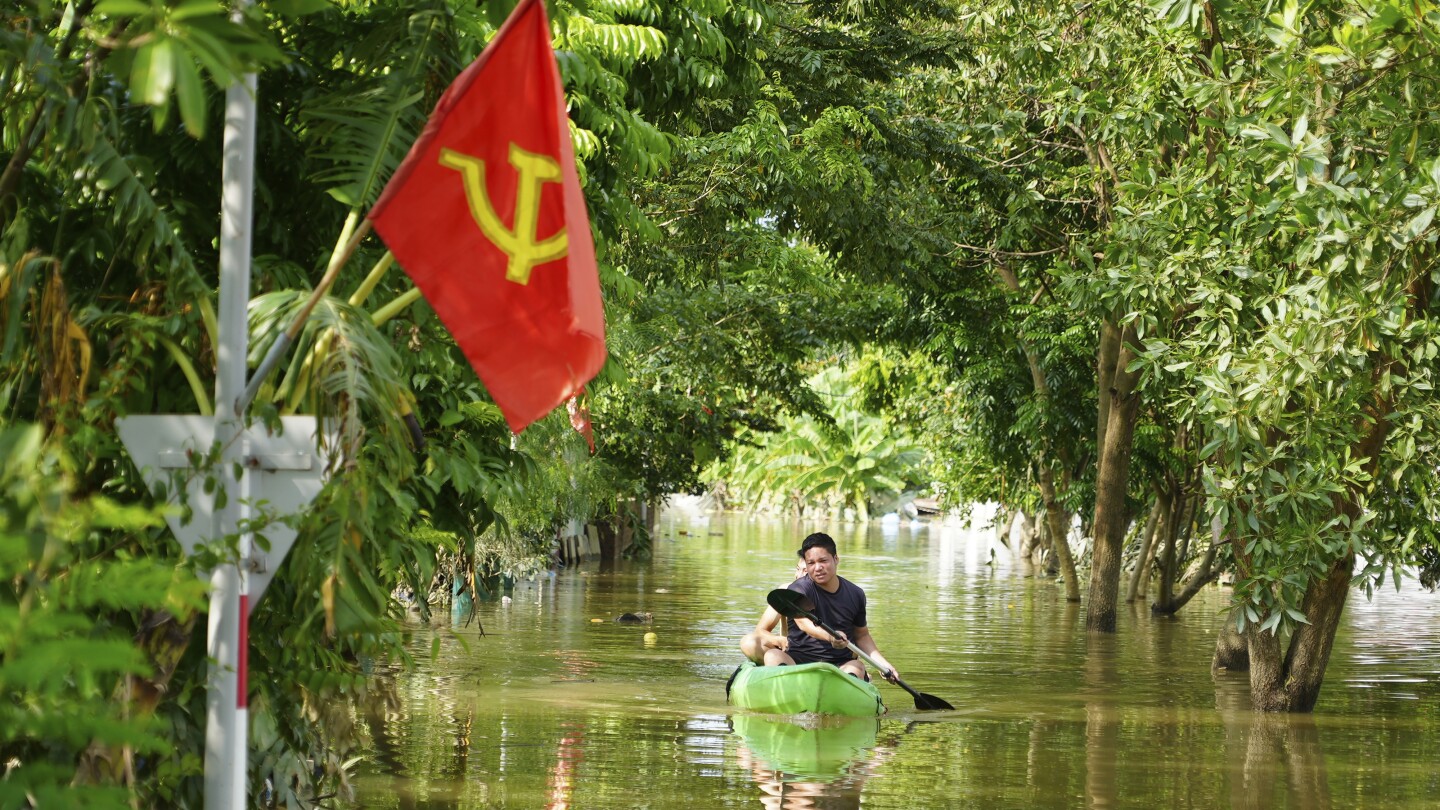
828, 630, 849, 649
761, 633, 788, 651
882, 667, 901, 684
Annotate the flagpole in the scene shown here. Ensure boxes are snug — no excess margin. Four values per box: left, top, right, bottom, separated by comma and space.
210, 6, 257, 804
236, 219, 373, 417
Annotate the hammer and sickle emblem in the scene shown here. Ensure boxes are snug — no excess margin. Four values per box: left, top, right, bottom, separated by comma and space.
439, 144, 569, 285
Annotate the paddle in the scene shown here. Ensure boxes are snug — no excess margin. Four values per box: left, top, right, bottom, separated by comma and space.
766, 589, 954, 711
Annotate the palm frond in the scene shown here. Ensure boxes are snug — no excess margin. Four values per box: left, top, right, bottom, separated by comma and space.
301, 6, 456, 210
69, 106, 210, 304
248, 290, 413, 471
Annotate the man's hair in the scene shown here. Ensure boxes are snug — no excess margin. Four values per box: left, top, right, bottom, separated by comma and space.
798, 532, 837, 559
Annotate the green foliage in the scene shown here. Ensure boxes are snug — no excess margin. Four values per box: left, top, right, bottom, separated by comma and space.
0, 424, 207, 808
94, 0, 283, 137
3, 0, 794, 799
588, 0, 968, 504
1088, 0, 1440, 631
299, 2, 457, 210
707, 363, 925, 521
925, 0, 1440, 637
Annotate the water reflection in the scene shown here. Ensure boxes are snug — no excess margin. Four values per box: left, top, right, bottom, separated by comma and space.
1083, 633, 1119, 810
1214, 675, 1332, 810
545, 721, 585, 810
733, 714, 887, 809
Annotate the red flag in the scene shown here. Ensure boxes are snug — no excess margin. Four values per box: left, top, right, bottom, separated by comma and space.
369, 0, 605, 433
566, 393, 595, 454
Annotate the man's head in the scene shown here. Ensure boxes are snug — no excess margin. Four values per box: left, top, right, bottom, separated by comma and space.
798, 533, 839, 589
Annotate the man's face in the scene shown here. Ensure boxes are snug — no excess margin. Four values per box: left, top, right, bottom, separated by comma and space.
803, 547, 838, 587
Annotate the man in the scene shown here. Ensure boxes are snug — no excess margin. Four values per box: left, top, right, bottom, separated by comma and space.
763, 532, 899, 683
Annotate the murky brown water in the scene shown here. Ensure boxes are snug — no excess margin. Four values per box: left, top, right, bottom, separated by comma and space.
351, 507, 1440, 808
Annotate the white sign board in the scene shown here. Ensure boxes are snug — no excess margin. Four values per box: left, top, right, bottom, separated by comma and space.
116, 415, 331, 610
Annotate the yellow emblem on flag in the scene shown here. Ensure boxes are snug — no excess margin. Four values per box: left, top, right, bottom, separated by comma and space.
440, 144, 569, 285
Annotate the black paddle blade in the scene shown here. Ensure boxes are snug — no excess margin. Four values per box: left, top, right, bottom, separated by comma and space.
912, 691, 954, 711
766, 588, 815, 619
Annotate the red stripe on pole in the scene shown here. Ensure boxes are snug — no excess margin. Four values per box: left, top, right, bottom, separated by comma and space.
238, 594, 249, 709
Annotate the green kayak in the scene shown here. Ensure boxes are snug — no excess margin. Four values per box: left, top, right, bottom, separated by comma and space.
726, 661, 885, 717
732, 713, 880, 780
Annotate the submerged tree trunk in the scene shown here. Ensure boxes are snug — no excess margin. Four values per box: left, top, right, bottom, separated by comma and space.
1038, 463, 1080, 601
1213, 613, 1250, 672
1125, 492, 1166, 603
1155, 513, 1222, 615
1240, 551, 1354, 712
1087, 323, 1141, 632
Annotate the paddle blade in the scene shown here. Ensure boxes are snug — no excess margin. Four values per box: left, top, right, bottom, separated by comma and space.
913, 692, 954, 711
766, 588, 815, 619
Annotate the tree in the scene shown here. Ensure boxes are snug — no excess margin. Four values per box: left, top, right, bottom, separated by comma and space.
1, 0, 799, 800
1125, 0, 1440, 711
939, 0, 1440, 707
708, 362, 924, 521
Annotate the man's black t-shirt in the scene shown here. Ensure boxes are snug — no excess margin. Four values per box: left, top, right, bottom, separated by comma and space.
785, 575, 867, 666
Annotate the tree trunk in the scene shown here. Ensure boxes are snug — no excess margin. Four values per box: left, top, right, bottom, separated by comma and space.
1242, 553, 1353, 712
1155, 486, 1184, 607
1158, 488, 1199, 603
1173, 492, 1198, 576
1094, 321, 1121, 463
1152, 541, 1219, 614
1087, 323, 1141, 632
1040, 514, 1061, 577
1155, 512, 1222, 615
1212, 615, 1250, 672
1013, 509, 1035, 554
1020, 509, 1041, 560
1125, 492, 1166, 603
1038, 463, 1080, 601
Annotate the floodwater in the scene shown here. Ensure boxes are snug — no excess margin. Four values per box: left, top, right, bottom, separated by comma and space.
350, 507, 1440, 809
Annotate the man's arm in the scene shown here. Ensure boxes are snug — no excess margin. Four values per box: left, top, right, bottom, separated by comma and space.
794, 617, 846, 646
753, 607, 787, 650
851, 626, 899, 682
754, 606, 782, 634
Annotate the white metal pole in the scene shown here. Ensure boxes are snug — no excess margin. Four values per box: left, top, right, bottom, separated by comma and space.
211, 14, 257, 806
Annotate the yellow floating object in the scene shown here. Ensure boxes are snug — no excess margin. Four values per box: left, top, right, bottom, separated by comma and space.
643, 632, 658, 644
590, 618, 603, 623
